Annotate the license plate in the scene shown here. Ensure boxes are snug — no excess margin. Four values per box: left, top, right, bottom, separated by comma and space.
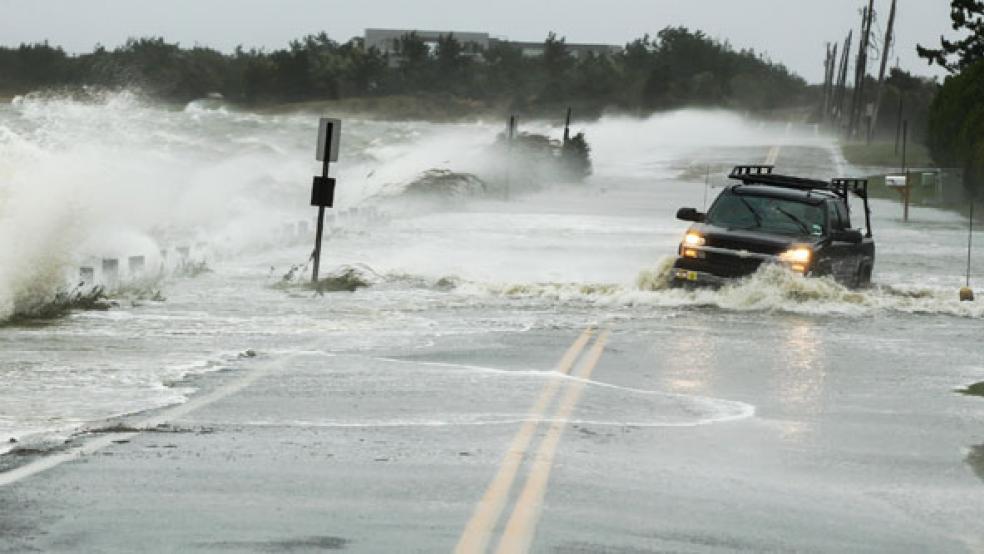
686, 271, 698, 281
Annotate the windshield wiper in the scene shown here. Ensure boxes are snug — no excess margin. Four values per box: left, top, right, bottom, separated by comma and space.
735, 195, 763, 228
775, 206, 811, 235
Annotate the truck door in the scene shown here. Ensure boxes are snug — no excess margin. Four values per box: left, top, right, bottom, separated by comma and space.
827, 199, 862, 283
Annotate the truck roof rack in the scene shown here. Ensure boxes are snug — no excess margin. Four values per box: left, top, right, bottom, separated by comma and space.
831, 178, 872, 237
730, 165, 775, 176
830, 178, 868, 199
729, 166, 832, 192
727, 166, 873, 238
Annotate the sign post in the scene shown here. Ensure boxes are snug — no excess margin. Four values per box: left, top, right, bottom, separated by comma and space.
311, 118, 340, 284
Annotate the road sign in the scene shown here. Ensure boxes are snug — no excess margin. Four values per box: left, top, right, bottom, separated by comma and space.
312, 116, 341, 284
311, 176, 336, 207
316, 118, 341, 162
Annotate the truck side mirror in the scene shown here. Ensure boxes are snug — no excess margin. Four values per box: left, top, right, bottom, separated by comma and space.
831, 229, 863, 244
676, 208, 705, 222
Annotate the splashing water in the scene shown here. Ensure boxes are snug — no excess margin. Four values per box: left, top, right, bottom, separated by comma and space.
2, 92, 983, 455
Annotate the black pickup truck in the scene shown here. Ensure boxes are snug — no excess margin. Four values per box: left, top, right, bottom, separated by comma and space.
672, 165, 875, 288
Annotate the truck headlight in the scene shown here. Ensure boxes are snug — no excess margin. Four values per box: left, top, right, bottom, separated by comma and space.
680, 232, 705, 258
778, 246, 812, 270
683, 232, 705, 247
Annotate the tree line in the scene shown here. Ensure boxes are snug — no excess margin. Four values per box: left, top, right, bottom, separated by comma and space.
0, 28, 809, 114
919, 0, 984, 196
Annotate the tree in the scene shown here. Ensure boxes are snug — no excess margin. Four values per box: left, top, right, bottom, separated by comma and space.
435, 34, 470, 94
538, 33, 573, 103
926, 59, 984, 195
0, 28, 811, 114
480, 41, 529, 100
917, 0, 984, 72
395, 32, 431, 91
918, 1, 984, 195
337, 40, 386, 96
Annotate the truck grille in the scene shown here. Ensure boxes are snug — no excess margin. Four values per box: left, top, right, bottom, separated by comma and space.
676, 251, 766, 278
704, 236, 786, 255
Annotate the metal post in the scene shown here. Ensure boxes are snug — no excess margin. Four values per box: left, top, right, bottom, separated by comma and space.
894, 94, 903, 155
901, 120, 908, 173
563, 107, 572, 144
505, 115, 515, 200
312, 156, 329, 284
903, 177, 910, 223
968, 203, 974, 288
902, 120, 909, 223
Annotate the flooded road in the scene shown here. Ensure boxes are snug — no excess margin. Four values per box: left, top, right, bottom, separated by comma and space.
0, 95, 982, 551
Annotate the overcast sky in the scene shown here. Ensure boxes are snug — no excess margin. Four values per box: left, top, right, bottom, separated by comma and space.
0, 0, 956, 83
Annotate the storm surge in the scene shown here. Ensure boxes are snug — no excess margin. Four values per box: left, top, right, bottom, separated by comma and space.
0, 92, 584, 321
0, 91, 294, 320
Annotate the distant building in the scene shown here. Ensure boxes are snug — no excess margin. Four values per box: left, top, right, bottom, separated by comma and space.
493, 39, 623, 59
363, 28, 621, 63
365, 28, 489, 54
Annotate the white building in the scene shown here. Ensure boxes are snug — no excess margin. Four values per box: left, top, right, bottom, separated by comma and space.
363, 29, 622, 62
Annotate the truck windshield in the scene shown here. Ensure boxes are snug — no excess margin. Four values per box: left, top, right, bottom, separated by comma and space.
707, 192, 825, 236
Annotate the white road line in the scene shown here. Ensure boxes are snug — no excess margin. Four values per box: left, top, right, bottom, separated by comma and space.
0, 353, 284, 487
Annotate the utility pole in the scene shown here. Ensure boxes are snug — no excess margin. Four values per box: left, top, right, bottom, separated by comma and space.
869, 0, 898, 143
827, 42, 838, 121
835, 30, 853, 125
849, 0, 875, 139
822, 43, 834, 122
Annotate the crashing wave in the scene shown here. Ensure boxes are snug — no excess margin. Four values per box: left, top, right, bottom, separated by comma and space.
393, 169, 489, 198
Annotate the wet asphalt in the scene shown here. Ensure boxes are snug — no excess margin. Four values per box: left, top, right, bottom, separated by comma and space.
1, 311, 982, 553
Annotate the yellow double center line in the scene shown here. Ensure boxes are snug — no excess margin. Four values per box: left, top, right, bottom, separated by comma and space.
454, 327, 611, 554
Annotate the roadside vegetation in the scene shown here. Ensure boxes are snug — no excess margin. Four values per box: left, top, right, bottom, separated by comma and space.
0, 28, 809, 116
834, 68, 939, 150
958, 381, 984, 397
918, 0, 984, 197
840, 141, 933, 168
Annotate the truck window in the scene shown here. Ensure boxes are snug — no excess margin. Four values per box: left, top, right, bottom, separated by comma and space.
830, 200, 851, 230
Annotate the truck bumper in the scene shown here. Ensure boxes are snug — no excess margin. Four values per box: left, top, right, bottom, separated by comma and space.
669, 265, 734, 288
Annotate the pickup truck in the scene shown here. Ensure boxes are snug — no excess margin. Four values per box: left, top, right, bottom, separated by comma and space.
672, 165, 875, 288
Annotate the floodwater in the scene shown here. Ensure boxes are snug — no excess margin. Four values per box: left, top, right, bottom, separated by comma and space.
0, 92, 982, 550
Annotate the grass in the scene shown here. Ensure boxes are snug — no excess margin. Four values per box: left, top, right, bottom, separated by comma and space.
958, 382, 984, 398
840, 141, 934, 169
2, 286, 111, 326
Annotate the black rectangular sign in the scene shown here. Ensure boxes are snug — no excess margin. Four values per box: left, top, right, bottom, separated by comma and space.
311, 176, 336, 207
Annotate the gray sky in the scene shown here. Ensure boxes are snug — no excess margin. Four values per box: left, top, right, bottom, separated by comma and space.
0, 0, 956, 83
